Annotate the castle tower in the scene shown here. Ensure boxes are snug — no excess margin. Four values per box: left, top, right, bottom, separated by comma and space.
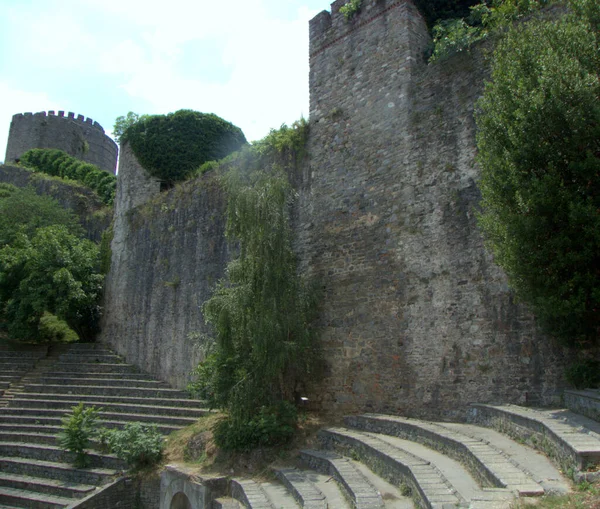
5, 111, 118, 173
299, 0, 571, 417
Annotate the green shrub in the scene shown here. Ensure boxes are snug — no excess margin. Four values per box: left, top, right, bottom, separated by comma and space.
0, 225, 103, 342
565, 360, 600, 389
58, 403, 100, 468
38, 311, 78, 343
19, 149, 116, 205
100, 423, 164, 470
476, 3, 600, 344
340, 0, 362, 20
121, 109, 247, 184
213, 402, 297, 451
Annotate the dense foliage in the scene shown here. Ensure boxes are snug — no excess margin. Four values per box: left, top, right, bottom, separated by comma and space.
0, 225, 103, 341
19, 149, 116, 205
189, 120, 320, 450
112, 111, 145, 143
0, 184, 82, 246
99, 423, 164, 470
414, 0, 482, 28
58, 403, 100, 468
476, 0, 600, 346
340, 0, 362, 20
120, 109, 247, 184
429, 0, 552, 62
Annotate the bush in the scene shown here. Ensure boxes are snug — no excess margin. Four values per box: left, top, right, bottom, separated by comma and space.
58, 403, 100, 468
19, 149, 116, 205
0, 225, 103, 341
0, 186, 82, 247
121, 109, 247, 184
213, 402, 297, 451
475, 6, 600, 345
565, 360, 600, 389
100, 423, 164, 470
38, 312, 78, 343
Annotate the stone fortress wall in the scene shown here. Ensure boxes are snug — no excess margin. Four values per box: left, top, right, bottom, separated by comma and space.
98, 0, 580, 418
5, 111, 118, 173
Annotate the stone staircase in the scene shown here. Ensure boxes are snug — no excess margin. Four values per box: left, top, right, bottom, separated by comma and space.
0, 342, 211, 509
203, 403, 600, 508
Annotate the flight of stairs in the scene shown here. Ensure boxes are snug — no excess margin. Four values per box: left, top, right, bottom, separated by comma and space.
206, 399, 600, 508
2, 340, 600, 509
0, 342, 211, 509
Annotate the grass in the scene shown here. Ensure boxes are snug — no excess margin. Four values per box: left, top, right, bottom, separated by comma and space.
162, 411, 339, 480
511, 481, 600, 508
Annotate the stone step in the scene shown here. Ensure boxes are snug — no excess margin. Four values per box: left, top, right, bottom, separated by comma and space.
468, 404, 600, 478
346, 414, 544, 497
27, 376, 168, 388
39, 371, 156, 381
0, 408, 199, 427
0, 443, 125, 471
12, 393, 207, 409
300, 449, 385, 508
21, 383, 188, 399
6, 398, 210, 418
0, 351, 45, 359
0, 431, 57, 446
0, 456, 117, 486
212, 498, 243, 509
57, 354, 123, 364
318, 427, 516, 508
47, 363, 141, 374
0, 472, 95, 500
260, 481, 301, 509
565, 389, 600, 423
0, 359, 37, 368
64, 344, 112, 351
230, 479, 276, 509
0, 376, 21, 384
274, 468, 327, 509
0, 486, 73, 509
0, 419, 181, 435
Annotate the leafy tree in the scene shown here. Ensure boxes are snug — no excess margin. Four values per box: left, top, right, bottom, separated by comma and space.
0, 225, 103, 341
475, 2, 600, 345
0, 185, 82, 246
112, 111, 144, 143
189, 121, 320, 450
414, 0, 482, 28
19, 149, 116, 205
121, 109, 247, 184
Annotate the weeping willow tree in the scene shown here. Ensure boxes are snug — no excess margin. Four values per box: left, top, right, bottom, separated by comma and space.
190, 121, 320, 450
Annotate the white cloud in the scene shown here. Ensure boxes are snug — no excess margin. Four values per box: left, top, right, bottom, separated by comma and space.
0, 83, 61, 164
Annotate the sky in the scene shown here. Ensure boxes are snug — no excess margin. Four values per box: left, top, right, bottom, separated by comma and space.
0, 0, 329, 162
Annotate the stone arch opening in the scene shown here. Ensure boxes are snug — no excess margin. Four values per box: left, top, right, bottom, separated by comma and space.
170, 492, 192, 509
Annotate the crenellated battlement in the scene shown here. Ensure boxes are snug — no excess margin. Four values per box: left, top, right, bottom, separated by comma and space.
309, 0, 415, 58
12, 111, 105, 133
5, 110, 118, 173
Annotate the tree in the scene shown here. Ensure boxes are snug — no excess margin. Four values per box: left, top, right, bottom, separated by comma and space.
0, 185, 82, 246
112, 112, 142, 143
0, 225, 103, 341
475, 4, 600, 345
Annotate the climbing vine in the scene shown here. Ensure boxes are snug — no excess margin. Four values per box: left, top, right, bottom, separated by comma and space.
189, 119, 321, 450
120, 109, 247, 185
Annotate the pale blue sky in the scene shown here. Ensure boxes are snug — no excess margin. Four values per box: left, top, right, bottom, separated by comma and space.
0, 0, 328, 161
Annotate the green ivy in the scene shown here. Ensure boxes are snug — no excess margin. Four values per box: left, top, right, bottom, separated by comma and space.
19, 149, 116, 205
428, 0, 553, 63
340, 0, 362, 20
121, 109, 247, 184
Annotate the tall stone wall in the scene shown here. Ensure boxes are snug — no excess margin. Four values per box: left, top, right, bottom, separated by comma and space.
296, 0, 574, 419
5, 111, 118, 173
99, 143, 228, 388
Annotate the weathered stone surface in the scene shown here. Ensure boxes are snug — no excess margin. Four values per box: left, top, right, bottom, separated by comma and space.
296, 0, 576, 418
100, 142, 228, 389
